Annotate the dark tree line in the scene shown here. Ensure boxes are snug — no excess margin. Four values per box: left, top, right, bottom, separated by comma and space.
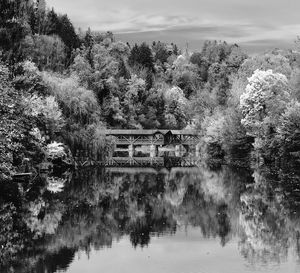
0, 0, 79, 68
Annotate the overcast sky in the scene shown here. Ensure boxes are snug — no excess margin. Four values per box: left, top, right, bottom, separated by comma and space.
46, 0, 300, 52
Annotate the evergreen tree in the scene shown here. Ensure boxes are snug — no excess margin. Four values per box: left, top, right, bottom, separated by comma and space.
128, 43, 154, 71
45, 8, 59, 35
56, 14, 80, 64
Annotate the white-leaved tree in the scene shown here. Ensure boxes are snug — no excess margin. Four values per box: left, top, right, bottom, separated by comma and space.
240, 69, 290, 141
23, 94, 65, 136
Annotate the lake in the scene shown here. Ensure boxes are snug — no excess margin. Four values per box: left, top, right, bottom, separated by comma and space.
1, 164, 300, 273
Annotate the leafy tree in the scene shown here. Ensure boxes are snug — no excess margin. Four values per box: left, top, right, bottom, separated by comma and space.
102, 95, 126, 127
226, 45, 247, 72
152, 41, 170, 64
145, 70, 154, 91
20, 34, 66, 71
141, 88, 165, 128
201, 111, 226, 158
13, 60, 48, 96
238, 52, 292, 81
240, 69, 290, 144
0, 63, 44, 180
201, 40, 232, 64
42, 73, 100, 124
164, 86, 189, 129
71, 54, 93, 87
122, 75, 146, 128
276, 100, 300, 156
22, 94, 65, 138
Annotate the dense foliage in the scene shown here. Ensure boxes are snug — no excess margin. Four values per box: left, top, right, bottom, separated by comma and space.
1, 0, 300, 181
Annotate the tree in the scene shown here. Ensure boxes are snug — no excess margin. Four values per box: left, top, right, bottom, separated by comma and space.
13, 60, 48, 96
23, 94, 65, 138
35, 0, 46, 34
164, 86, 189, 129
128, 43, 154, 71
141, 88, 165, 129
20, 34, 66, 71
276, 100, 300, 156
201, 40, 232, 64
84, 27, 94, 48
102, 95, 126, 127
122, 75, 146, 128
55, 14, 80, 64
240, 69, 290, 142
238, 53, 292, 81
0, 62, 44, 180
42, 72, 100, 125
71, 54, 93, 86
45, 8, 59, 35
152, 41, 169, 64
226, 45, 247, 72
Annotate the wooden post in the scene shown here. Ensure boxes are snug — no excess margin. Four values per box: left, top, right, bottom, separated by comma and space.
128, 144, 134, 157
150, 145, 157, 158
175, 145, 181, 157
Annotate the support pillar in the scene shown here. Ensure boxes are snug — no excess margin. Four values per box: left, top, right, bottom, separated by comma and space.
150, 145, 157, 158
175, 145, 181, 157
128, 144, 134, 157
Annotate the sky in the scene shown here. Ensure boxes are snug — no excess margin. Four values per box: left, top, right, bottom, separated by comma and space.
46, 0, 300, 53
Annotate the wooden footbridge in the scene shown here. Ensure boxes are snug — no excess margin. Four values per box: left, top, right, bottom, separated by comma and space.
103, 129, 201, 167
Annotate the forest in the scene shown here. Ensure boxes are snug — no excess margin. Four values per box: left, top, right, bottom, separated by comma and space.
1, 0, 300, 182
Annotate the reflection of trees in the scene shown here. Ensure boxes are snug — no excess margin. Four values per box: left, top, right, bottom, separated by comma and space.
217, 204, 231, 246
29, 248, 76, 273
238, 165, 300, 267
4, 164, 300, 272
175, 165, 249, 245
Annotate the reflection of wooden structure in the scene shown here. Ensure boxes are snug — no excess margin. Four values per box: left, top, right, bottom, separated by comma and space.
105, 157, 164, 167
104, 156, 200, 167
106, 167, 201, 174
105, 129, 201, 158
102, 129, 201, 167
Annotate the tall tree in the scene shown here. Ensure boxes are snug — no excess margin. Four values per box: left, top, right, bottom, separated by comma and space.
56, 14, 80, 65
128, 43, 154, 71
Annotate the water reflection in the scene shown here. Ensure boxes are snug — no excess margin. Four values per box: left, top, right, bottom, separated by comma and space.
1, 164, 300, 272
239, 166, 300, 269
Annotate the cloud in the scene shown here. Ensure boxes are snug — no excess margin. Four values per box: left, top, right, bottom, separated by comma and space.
116, 23, 298, 53
46, 0, 300, 52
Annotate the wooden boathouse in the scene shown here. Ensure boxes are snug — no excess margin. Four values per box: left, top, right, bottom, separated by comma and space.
103, 129, 201, 167
74, 129, 201, 167
105, 129, 200, 156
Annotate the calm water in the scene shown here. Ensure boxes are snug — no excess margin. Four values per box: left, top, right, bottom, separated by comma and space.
1, 164, 300, 273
